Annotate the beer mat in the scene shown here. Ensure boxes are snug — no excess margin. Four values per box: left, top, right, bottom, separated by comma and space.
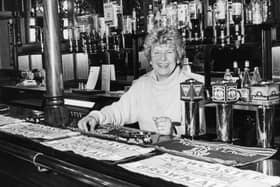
156, 139, 277, 166
0, 115, 24, 126
0, 122, 80, 141
120, 153, 280, 187
42, 135, 155, 162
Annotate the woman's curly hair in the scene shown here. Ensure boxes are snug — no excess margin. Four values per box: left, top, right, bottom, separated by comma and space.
143, 26, 185, 65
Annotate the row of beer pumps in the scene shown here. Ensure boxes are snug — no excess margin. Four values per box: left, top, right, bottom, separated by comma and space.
180, 76, 280, 148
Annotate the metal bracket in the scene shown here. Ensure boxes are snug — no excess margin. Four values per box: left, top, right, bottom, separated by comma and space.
32, 152, 49, 172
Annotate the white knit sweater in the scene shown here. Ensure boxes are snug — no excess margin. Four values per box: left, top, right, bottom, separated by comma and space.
89, 67, 204, 136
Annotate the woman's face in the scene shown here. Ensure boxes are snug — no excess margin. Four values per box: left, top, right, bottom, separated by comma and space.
150, 44, 178, 81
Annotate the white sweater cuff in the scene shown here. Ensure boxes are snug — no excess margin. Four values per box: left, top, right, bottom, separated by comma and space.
87, 110, 104, 124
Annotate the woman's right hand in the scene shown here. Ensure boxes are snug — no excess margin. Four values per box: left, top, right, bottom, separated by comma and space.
77, 115, 98, 133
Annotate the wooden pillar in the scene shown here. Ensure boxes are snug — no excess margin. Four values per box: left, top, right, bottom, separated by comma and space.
43, 0, 69, 127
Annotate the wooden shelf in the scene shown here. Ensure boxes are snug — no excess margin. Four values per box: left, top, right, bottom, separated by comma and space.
0, 11, 12, 19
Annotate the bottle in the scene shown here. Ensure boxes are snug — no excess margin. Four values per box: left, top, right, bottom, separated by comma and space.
232, 61, 239, 76
101, 32, 107, 52
224, 68, 233, 81
245, 2, 253, 24
244, 60, 250, 71
189, 0, 202, 42
132, 8, 137, 34
241, 60, 251, 88
232, 0, 242, 24
252, 0, 262, 24
241, 61, 251, 101
182, 58, 192, 73
216, 0, 227, 25
216, 0, 227, 46
232, 0, 242, 42
241, 66, 251, 88
251, 66, 262, 85
232, 61, 241, 88
147, 4, 154, 33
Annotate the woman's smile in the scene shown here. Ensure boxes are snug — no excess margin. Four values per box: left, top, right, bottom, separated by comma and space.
157, 63, 169, 68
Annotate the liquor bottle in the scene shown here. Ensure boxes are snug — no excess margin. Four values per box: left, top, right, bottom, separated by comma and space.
182, 58, 192, 73
252, 0, 262, 24
232, 1, 242, 32
232, 61, 239, 76
241, 65, 251, 88
135, 2, 145, 34
224, 68, 233, 81
240, 61, 251, 101
132, 8, 137, 34
189, 0, 202, 42
232, 0, 242, 24
89, 30, 94, 54
232, 61, 241, 88
245, 1, 253, 24
216, 0, 227, 25
244, 60, 250, 71
101, 32, 107, 52
68, 29, 73, 52
261, 0, 272, 23
251, 66, 262, 85
113, 33, 120, 52
228, 1, 234, 25
232, 0, 243, 47
216, 0, 227, 47
207, 5, 213, 27
147, 4, 154, 33
161, 1, 168, 28
154, 9, 161, 27
167, 2, 178, 28
90, 30, 97, 53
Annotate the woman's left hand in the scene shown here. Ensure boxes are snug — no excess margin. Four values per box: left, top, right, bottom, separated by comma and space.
153, 116, 172, 135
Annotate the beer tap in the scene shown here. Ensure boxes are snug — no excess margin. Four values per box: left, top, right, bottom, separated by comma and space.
211, 80, 240, 142
180, 79, 204, 139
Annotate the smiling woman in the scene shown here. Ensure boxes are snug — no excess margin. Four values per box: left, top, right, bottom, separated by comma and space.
143, 27, 185, 65
78, 26, 204, 136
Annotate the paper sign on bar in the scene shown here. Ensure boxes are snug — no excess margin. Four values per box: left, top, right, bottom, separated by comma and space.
86, 66, 100, 90
101, 64, 116, 91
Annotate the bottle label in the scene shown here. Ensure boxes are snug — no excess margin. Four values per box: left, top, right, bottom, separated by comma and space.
216, 0, 226, 20
232, 3, 242, 16
252, 2, 262, 24
189, 2, 198, 20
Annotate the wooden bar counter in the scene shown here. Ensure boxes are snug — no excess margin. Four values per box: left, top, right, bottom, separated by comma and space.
0, 106, 279, 187
0, 107, 177, 187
